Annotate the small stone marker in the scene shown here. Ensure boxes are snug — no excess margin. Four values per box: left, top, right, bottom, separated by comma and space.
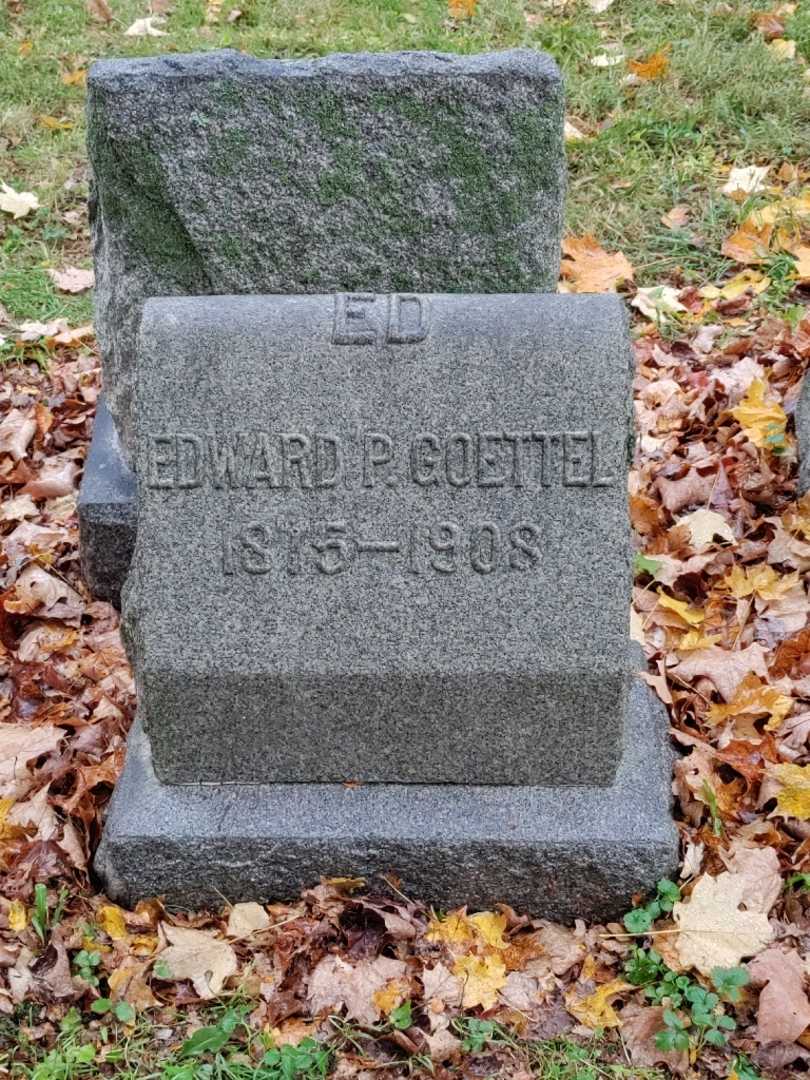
96, 292, 677, 918
79, 48, 566, 602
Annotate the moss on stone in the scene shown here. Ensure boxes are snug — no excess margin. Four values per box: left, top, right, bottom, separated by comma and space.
91, 126, 209, 293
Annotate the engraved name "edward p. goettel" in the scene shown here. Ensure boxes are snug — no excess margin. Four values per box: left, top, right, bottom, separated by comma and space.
146, 429, 618, 491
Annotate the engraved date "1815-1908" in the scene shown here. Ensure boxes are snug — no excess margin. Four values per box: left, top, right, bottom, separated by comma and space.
222, 520, 541, 577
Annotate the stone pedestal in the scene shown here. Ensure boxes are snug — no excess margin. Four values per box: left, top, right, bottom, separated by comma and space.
94, 292, 677, 916
97, 678, 675, 921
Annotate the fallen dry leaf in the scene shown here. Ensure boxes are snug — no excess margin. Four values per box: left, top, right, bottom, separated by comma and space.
677, 508, 735, 548
448, 0, 477, 17
561, 236, 634, 293
768, 37, 796, 60
631, 285, 686, 321
661, 205, 690, 229
159, 925, 238, 999
564, 119, 588, 142
0, 409, 37, 461
670, 644, 768, 702
86, 0, 113, 21
0, 724, 64, 800
452, 953, 507, 1009
421, 961, 463, 1007
770, 762, 810, 819
722, 219, 774, 265
627, 46, 670, 81
622, 1002, 689, 1073
225, 902, 270, 937
47, 267, 94, 294
673, 871, 774, 975
722, 165, 770, 198
707, 674, 792, 735
8, 900, 27, 932
308, 954, 407, 1025
590, 53, 625, 67
565, 978, 631, 1029
99, 904, 128, 941
753, 10, 786, 40
426, 909, 474, 946
749, 946, 810, 1045
468, 910, 508, 949
730, 378, 787, 451
124, 15, 167, 36
657, 591, 704, 627
0, 182, 39, 219
724, 842, 783, 914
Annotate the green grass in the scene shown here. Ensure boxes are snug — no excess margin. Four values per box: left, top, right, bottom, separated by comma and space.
2, 0, 810, 321
1, 1003, 669, 1079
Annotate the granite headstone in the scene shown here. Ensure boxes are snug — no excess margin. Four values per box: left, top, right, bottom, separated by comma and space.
95, 292, 677, 918
79, 48, 566, 602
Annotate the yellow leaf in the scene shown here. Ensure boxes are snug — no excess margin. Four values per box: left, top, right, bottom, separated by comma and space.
9, 899, 27, 932
707, 673, 792, 734
772, 763, 810, 819
448, 0, 477, 16
19, 40, 33, 57
768, 37, 796, 60
372, 979, 408, 1015
99, 904, 128, 941
678, 629, 721, 651
37, 116, 73, 131
722, 563, 799, 600
627, 46, 670, 81
712, 270, 770, 300
561, 235, 634, 293
468, 911, 508, 950
62, 69, 87, 87
426, 910, 474, 945
453, 954, 506, 1009
565, 978, 631, 1029
730, 379, 787, 452
721, 220, 773, 265
657, 591, 705, 626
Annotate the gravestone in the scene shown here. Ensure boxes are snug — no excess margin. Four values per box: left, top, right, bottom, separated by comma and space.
79, 48, 567, 602
95, 292, 677, 918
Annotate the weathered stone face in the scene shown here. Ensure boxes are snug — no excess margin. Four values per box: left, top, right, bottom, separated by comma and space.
87, 49, 566, 459
126, 293, 633, 787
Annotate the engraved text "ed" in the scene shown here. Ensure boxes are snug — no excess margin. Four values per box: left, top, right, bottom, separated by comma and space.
332, 293, 430, 346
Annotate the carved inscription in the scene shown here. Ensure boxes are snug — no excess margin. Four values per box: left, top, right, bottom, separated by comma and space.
332, 293, 430, 345
147, 430, 618, 491
223, 520, 542, 576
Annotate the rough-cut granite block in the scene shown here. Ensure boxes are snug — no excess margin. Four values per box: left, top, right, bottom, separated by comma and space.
87, 48, 566, 460
124, 293, 633, 787
95, 676, 677, 921
78, 396, 136, 605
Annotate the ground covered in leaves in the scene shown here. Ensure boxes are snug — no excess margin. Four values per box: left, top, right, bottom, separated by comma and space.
4, 2, 810, 1079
